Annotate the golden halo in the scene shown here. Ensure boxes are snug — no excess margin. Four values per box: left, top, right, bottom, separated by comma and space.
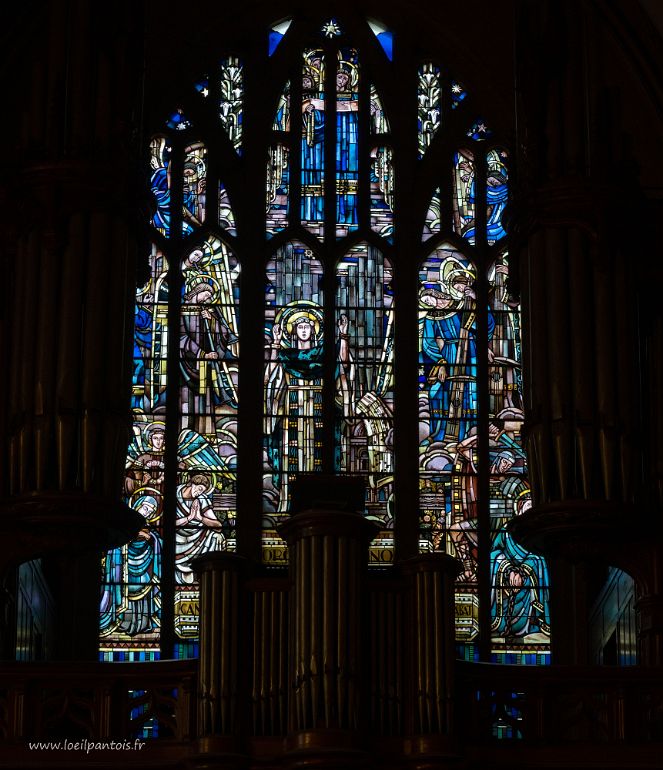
143, 421, 166, 440
337, 60, 359, 88
275, 301, 323, 343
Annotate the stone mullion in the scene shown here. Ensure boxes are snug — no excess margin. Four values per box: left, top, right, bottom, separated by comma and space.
391, 27, 419, 562
473, 146, 491, 662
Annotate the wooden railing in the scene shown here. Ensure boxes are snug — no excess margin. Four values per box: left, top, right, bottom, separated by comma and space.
3, 648, 663, 768
456, 661, 663, 768
0, 660, 196, 766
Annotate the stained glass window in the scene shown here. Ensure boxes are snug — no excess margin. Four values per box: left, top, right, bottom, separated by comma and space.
219, 57, 243, 153
263, 21, 394, 566
103, 15, 549, 665
486, 149, 508, 244
301, 48, 325, 239
177, 237, 239, 643
467, 118, 493, 142
183, 143, 207, 235
101, 246, 168, 660
487, 253, 550, 663
321, 19, 342, 38
418, 128, 550, 662
166, 108, 192, 131
451, 80, 466, 109
266, 145, 290, 236
149, 137, 171, 237
370, 84, 389, 134
101, 54, 245, 659
263, 243, 325, 541
273, 80, 291, 132
336, 245, 394, 550
269, 19, 292, 56
370, 146, 394, 240
419, 248, 480, 643
218, 183, 237, 236
453, 149, 476, 244
336, 47, 360, 238
423, 187, 442, 242
367, 19, 393, 60
418, 63, 441, 158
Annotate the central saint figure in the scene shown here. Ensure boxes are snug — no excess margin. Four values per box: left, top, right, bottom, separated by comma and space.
264, 301, 352, 513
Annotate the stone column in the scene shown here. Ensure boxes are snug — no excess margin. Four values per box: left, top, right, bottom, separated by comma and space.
509, 0, 661, 663
637, 593, 663, 667
0, 0, 144, 657
402, 553, 461, 770
279, 508, 379, 769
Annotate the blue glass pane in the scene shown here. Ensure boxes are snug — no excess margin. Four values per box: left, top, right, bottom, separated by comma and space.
451, 81, 466, 109
486, 149, 508, 244
166, 108, 192, 131
194, 76, 209, 97
467, 118, 493, 141
269, 19, 292, 55
301, 49, 325, 240
368, 20, 393, 60
336, 48, 360, 238
149, 137, 171, 237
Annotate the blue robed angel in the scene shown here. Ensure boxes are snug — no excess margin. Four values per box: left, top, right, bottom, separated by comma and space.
419, 277, 494, 444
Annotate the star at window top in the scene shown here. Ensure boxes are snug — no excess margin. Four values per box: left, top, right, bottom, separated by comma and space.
321, 19, 341, 37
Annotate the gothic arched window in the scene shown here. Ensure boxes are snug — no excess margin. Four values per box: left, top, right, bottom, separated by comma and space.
100, 14, 550, 666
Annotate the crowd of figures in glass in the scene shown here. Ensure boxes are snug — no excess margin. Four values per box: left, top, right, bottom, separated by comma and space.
176, 238, 239, 643
417, 242, 549, 662
100, 246, 169, 660
487, 253, 549, 662
102, 236, 241, 659
101, 55, 243, 659
418, 246, 482, 642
